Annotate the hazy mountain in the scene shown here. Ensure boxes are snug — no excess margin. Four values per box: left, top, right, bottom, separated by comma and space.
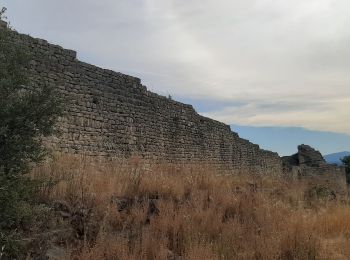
324, 151, 350, 165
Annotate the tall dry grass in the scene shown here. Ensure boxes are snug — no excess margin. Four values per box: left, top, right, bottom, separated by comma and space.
31, 154, 350, 260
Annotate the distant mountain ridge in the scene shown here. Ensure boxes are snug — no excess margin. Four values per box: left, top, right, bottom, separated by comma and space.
324, 151, 350, 165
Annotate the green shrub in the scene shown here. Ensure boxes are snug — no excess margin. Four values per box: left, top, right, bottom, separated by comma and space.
341, 156, 350, 184
0, 14, 63, 257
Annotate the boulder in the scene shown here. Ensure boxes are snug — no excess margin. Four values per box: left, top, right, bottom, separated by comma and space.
282, 144, 326, 167
297, 144, 326, 167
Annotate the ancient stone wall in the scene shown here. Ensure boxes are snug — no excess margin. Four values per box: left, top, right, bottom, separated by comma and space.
282, 145, 347, 194
4, 27, 283, 173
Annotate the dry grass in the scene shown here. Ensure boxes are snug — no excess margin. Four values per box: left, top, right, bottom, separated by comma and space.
31, 154, 350, 260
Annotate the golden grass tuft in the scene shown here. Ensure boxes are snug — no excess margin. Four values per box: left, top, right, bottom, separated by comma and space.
31, 154, 350, 259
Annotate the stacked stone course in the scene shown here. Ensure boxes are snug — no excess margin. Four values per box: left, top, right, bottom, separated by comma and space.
3, 27, 284, 173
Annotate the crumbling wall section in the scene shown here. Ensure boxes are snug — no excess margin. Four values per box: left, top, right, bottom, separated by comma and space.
283, 145, 347, 194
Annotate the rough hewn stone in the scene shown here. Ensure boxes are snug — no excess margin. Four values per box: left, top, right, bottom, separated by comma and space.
297, 144, 326, 166
2, 26, 285, 173
283, 144, 326, 167
282, 145, 346, 194
0, 19, 7, 29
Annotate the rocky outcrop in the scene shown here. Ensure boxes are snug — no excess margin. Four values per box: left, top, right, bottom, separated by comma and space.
282, 144, 326, 167
282, 144, 345, 177
283, 145, 347, 195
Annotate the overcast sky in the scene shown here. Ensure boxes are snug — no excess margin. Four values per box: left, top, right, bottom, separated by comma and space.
3, 0, 350, 155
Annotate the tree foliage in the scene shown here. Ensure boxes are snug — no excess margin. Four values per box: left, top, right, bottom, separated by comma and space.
341, 156, 350, 184
0, 16, 63, 257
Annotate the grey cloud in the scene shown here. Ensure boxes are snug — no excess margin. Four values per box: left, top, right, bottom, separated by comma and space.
3, 0, 350, 133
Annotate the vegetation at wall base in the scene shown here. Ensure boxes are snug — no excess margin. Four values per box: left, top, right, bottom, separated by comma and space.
342, 156, 350, 184
0, 17, 64, 258
22, 155, 350, 259
1, 5, 350, 260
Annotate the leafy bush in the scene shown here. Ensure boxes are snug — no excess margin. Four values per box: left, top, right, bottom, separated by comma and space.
342, 156, 350, 184
0, 16, 63, 257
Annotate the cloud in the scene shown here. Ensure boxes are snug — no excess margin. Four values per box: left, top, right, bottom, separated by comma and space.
204, 97, 350, 134
3, 0, 350, 134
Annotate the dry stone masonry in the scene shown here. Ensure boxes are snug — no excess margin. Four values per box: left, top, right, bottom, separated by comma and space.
0, 24, 283, 173
1, 23, 347, 180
